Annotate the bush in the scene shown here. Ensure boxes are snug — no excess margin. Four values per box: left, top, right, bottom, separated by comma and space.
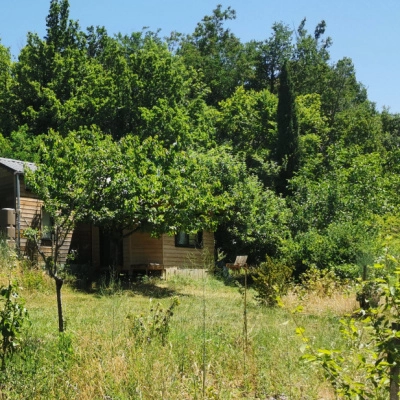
0, 281, 30, 370
297, 265, 341, 298
299, 260, 400, 399
253, 257, 293, 306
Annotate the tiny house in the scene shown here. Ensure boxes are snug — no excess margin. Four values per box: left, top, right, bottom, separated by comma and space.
0, 157, 72, 263
0, 157, 215, 276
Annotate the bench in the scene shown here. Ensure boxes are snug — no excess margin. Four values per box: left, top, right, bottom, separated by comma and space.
130, 263, 166, 278
226, 255, 248, 271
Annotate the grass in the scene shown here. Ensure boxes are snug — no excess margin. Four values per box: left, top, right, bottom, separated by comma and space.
0, 260, 358, 399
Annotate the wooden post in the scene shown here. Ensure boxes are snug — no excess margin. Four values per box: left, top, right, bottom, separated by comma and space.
389, 323, 400, 400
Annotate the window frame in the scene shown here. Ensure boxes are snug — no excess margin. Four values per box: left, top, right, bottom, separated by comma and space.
174, 231, 203, 249
41, 207, 53, 245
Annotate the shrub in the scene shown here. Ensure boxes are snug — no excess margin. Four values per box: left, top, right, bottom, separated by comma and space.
0, 281, 30, 370
297, 265, 340, 298
253, 257, 293, 306
299, 257, 400, 399
127, 296, 180, 346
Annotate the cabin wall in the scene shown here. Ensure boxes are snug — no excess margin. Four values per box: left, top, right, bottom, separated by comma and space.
125, 231, 163, 267
19, 197, 72, 264
162, 231, 215, 269
124, 231, 214, 269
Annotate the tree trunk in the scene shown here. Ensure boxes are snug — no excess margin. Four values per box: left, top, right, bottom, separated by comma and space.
54, 276, 64, 333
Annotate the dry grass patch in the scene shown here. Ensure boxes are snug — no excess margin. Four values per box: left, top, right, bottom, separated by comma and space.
284, 289, 359, 316
0, 269, 357, 399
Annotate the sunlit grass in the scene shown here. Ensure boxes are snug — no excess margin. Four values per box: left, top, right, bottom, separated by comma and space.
0, 262, 358, 399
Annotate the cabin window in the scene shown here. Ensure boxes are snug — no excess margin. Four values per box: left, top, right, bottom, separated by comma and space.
175, 231, 203, 248
41, 208, 53, 242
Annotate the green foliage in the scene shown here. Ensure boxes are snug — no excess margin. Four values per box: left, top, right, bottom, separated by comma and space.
0, 236, 16, 270
57, 331, 74, 363
216, 87, 278, 185
298, 265, 340, 298
1, 0, 400, 284
290, 19, 332, 98
299, 257, 400, 399
20, 265, 53, 293
251, 22, 293, 93
176, 5, 253, 106
0, 41, 13, 136
253, 257, 293, 306
275, 62, 299, 195
0, 281, 30, 370
127, 296, 180, 346
215, 171, 291, 263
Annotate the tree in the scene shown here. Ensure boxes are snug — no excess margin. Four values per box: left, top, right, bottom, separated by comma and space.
321, 57, 367, 125
176, 5, 253, 106
290, 19, 332, 97
24, 128, 117, 332
24, 127, 233, 331
45, 0, 82, 52
0, 42, 13, 136
275, 62, 299, 195
251, 22, 293, 93
216, 86, 278, 186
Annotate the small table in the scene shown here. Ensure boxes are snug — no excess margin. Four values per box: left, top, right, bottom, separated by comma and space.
130, 263, 165, 278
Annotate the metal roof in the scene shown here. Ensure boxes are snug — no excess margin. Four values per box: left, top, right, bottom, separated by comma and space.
0, 157, 37, 173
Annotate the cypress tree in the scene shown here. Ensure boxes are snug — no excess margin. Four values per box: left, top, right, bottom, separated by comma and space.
275, 61, 299, 196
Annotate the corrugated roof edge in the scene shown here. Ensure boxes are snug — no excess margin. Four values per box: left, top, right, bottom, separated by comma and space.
0, 157, 37, 173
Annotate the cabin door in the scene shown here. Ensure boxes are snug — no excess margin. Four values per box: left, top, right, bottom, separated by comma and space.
99, 228, 123, 268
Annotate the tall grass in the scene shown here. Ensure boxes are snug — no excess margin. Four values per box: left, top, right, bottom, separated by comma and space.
0, 251, 357, 399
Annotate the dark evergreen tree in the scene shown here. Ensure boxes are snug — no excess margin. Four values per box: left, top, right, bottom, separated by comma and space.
275, 62, 299, 196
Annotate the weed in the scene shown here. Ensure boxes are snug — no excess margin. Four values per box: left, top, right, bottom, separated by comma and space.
0, 281, 30, 370
58, 331, 74, 363
97, 268, 123, 296
127, 296, 180, 346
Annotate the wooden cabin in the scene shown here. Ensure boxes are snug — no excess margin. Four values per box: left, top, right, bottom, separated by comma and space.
0, 157, 215, 276
0, 157, 72, 263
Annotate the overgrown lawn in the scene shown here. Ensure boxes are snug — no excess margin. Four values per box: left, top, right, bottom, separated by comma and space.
0, 268, 357, 399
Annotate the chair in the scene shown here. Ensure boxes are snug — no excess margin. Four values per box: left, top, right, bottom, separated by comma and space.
226, 255, 248, 271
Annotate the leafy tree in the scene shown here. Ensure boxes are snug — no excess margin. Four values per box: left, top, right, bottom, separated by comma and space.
381, 109, 400, 150
330, 102, 384, 153
176, 5, 253, 106
290, 19, 332, 97
24, 128, 116, 332
216, 173, 291, 264
322, 57, 367, 125
216, 86, 278, 186
0, 126, 40, 161
45, 0, 82, 52
0, 42, 13, 136
251, 22, 293, 93
128, 38, 215, 146
288, 146, 395, 270
24, 127, 233, 330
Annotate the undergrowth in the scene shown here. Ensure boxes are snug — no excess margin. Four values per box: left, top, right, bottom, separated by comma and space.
0, 243, 358, 399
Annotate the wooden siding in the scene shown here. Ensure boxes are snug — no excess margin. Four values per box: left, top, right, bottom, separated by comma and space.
126, 231, 163, 267
19, 197, 72, 264
124, 231, 215, 269
162, 232, 215, 269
